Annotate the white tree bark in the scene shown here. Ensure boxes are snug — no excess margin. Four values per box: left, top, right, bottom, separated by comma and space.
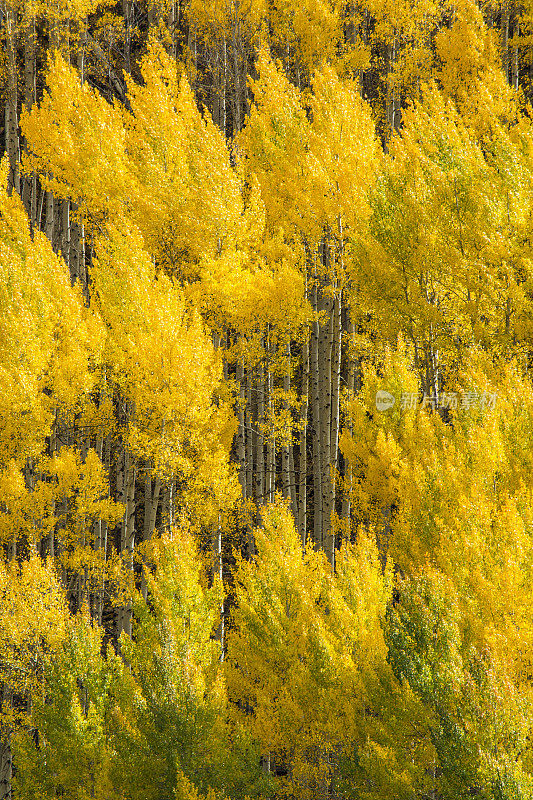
311, 273, 322, 547
236, 359, 246, 499
254, 355, 265, 506
245, 368, 253, 500
281, 341, 291, 505
298, 333, 309, 546
4, 2, 20, 196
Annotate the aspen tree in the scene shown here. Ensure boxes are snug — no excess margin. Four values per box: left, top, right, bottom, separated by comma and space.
240, 53, 377, 554
116, 529, 230, 799
0, 162, 102, 472
13, 612, 122, 800
0, 556, 68, 800
226, 502, 393, 799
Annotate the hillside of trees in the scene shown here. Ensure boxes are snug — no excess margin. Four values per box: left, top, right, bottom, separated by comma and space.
2, 1, 533, 798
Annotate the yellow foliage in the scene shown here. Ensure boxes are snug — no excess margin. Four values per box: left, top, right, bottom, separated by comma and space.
227, 501, 392, 798
0, 555, 68, 728
21, 52, 130, 223
0, 160, 102, 468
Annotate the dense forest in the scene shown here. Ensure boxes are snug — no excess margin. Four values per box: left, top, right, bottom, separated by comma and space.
1, 0, 533, 798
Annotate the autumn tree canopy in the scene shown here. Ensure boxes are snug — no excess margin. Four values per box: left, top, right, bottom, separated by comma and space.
1, 1, 533, 798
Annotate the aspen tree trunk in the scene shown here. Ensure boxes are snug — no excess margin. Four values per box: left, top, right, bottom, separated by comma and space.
319, 284, 334, 568
245, 368, 254, 501
43, 9, 57, 242
94, 382, 107, 624
44, 192, 54, 243
24, 458, 36, 553
69, 28, 87, 292
0, 683, 12, 800
98, 435, 111, 625
512, 20, 519, 91
115, 397, 136, 638
167, 1, 178, 58
341, 318, 357, 530
147, 2, 157, 28
281, 341, 291, 504
422, 326, 439, 400
121, 451, 136, 637
236, 359, 246, 498
60, 198, 71, 273
212, 517, 224, 660
501, 1, 510, 83
254, 356, 265, 506
123, 0, 132, 73
141, 463, 161, 601
222, 331, 229, 381
4, 2, 20, 196
222, 39, 228, 134
143, 465, 161, 542
22, 14, 37, 221
328, 287, 342, 541
328, 225, 343, 551
71, 212, 86, 294
76, 439, 91, 613
266, 439, 276, 502
168, 481, 174, 528
298, 334, 309, 546
311, 273, 323, 547
187, 24, 198, 95
289, 426, 298, 521
231, 21, 243, 132
0, 728, 11, 800
0, 742, 11, 800
48, 414, 59, 560
162, 482, 172, 530
266, 334, 276, 502
41, 15, 70, 244
78, 18, 87, 83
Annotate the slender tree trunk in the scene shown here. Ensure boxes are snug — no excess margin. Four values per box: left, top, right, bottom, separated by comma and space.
115, 397, 136, 639
266, 335, 276, 502
0, 685, 12, 800
140, 462, 161, 601
245, 367, 253, 501
60, 198, 71, 271
0, 735, 12, 800
311, 270, 322, 547
281, 341, 291, 505
501, 1, 510, 83
121, 451, 136, 637
236, 359, 246, 499
123, 0, 132, 73
143, 464, 161, 543
289, 423, 298, 521
4, 2, 20, 196
231, 21, 243, 132
44, 191, 54, 243
511, 19, 519, 91
22, 14, 37, 221
167, 1, 178, 58
319, 284, 334, 568
212, 517, 224, 660
254, 355, 265, 506
93, 378, 107, 623
222, 38, 227, 135
330, 289, 342, 502
341, 317, 357, 531
298, 333, 309, 546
